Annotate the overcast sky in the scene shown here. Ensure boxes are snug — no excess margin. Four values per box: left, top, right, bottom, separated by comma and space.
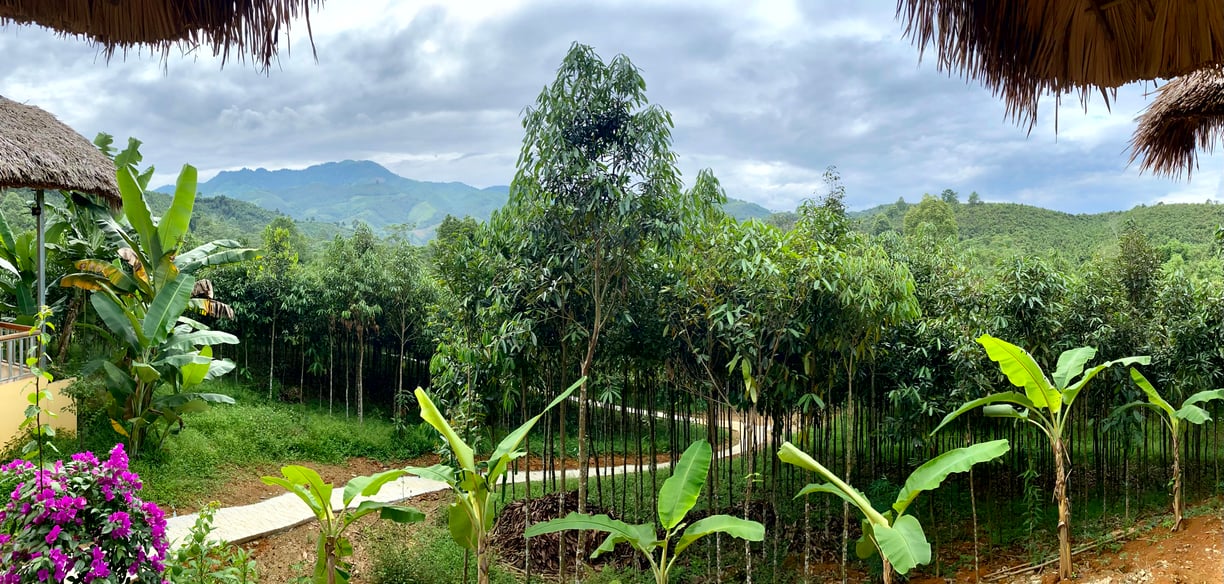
2, 0, 1221, 214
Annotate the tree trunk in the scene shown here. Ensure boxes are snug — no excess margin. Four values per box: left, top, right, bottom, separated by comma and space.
1171, 431, 1184, 532
398, 312, 408, 399
328, 332, 334, 415
300, 343, 306, 404
881, 557, 893, 584
344, 334, 350, 418
842, 356, 855, 584
577, 316, 600, 512
53, 289, 83, 364
268, 310, 277, 399
971, 462, 980, 583
1053, 438, 1072, 581
356, 325, 365, 423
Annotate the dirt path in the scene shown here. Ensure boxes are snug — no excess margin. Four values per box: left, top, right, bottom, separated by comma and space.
164, 403, 755, 549
903, 502, 1224, 584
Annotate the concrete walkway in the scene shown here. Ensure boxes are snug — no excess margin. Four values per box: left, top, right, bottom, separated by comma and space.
165, 402, 756, 547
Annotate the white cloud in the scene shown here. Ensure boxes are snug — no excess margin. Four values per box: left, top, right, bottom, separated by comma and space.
1, 1, 1213, 215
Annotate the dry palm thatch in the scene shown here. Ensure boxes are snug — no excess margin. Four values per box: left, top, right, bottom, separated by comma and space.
897, 0, 1224, 127
1130, 67, 1224, 180
0, 94, 120, 205
0, 0, 323, 71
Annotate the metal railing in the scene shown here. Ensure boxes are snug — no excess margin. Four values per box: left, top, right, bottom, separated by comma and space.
0, 322, 35, 383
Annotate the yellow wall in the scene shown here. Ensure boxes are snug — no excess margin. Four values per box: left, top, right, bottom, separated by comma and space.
0, 377, 76, 447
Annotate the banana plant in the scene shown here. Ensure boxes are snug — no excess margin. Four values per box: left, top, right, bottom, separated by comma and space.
525, 440, 765, 584
932, 334, 1148, 581
61, 155, 256, 454
0, 209, 64, 322
262, 465, 425, 584
779, 439, 1008, 583
1118, 368, 1224, 531
405, 378, 582, 584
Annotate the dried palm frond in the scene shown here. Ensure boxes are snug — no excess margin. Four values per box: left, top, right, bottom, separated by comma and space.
898, 0, 1224, 128
0, 0, 324, 72
1130, 66, 1224, 179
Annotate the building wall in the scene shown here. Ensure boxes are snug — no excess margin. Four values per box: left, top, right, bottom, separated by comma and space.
0, 377, 76, 447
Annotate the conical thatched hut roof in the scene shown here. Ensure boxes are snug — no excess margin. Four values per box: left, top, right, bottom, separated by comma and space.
0, 0, 323, 71
0, 95, 120, 205
1129, 67, 1224, 180
897, 0, 1224, 126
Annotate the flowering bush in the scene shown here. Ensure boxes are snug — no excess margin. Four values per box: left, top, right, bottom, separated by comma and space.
0, 443, 168, 583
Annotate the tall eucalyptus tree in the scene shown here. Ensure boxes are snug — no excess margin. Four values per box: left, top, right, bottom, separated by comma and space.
793, 192, 920, 584
382, 228, 435, 400
506, 42, 688, 513
257, 216, 302, 397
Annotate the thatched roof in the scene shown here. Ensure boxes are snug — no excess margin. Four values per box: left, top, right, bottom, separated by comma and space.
1129, 67, 1224, 180
897, 0, 1224, 127
0, 0, 323, 71
0, 95, 120, 204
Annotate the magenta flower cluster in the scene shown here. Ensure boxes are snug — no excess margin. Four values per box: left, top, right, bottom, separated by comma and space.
0, 444, 168, 583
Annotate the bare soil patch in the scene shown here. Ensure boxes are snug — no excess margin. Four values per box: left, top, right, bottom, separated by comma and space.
902, 504, 1223, 584
489, 490, 636, 576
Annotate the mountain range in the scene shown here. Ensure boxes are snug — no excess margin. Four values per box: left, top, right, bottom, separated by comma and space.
167, 160, 774, 243
148, 160, 1223, 263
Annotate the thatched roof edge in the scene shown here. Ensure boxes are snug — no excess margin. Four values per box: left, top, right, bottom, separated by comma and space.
0, 0, 324, 72
0, 95, 120, 204
1130, 67, 1224, 180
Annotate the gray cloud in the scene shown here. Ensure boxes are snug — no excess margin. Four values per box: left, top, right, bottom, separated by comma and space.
0, 1, 1215, 215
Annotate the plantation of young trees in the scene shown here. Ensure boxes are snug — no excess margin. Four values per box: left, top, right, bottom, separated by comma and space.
8, 43, 1224, 583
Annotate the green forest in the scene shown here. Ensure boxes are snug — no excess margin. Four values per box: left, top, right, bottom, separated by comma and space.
3, 43, 1224, 584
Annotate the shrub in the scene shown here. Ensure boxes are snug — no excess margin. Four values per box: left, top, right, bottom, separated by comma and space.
0, 443, 168, 583
370, 524, 516, 584
163, 502, 258, 584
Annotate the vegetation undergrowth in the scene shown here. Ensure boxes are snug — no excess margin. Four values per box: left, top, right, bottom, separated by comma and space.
369, 523, 518, 584
9, 377, 434, 509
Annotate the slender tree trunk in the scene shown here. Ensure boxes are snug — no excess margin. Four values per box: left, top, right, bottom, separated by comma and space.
398, 339, 406, 399
328, 332, 335, 415
299, 343, 306, 403
53, 289, 83, 364
971, 460, 981, 582
968, 423, 980, 583
1172, 430, 1184, 532
1053, 437, 1072, 581
344, 334, 350, 418
356, 324, 365, 423
577, 312, 601, 514
841, 355, 855, 584
744, 406, 755, 584
269, 309, 277, 399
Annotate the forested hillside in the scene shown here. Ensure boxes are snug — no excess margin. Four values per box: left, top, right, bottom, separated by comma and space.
850, 198, 1224, 262
142, 191, 351, 252
722, 197, 774, 220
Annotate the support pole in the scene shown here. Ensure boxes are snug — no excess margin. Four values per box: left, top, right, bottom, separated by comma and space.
34, 188, 45, 368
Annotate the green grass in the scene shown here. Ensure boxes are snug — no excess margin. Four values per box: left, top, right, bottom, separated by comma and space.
369, 522, 519, 584
29, 377, 435, 509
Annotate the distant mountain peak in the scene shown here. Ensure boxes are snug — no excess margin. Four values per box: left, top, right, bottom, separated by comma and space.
207, 160, 399, 191
179, 161, 777, 244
